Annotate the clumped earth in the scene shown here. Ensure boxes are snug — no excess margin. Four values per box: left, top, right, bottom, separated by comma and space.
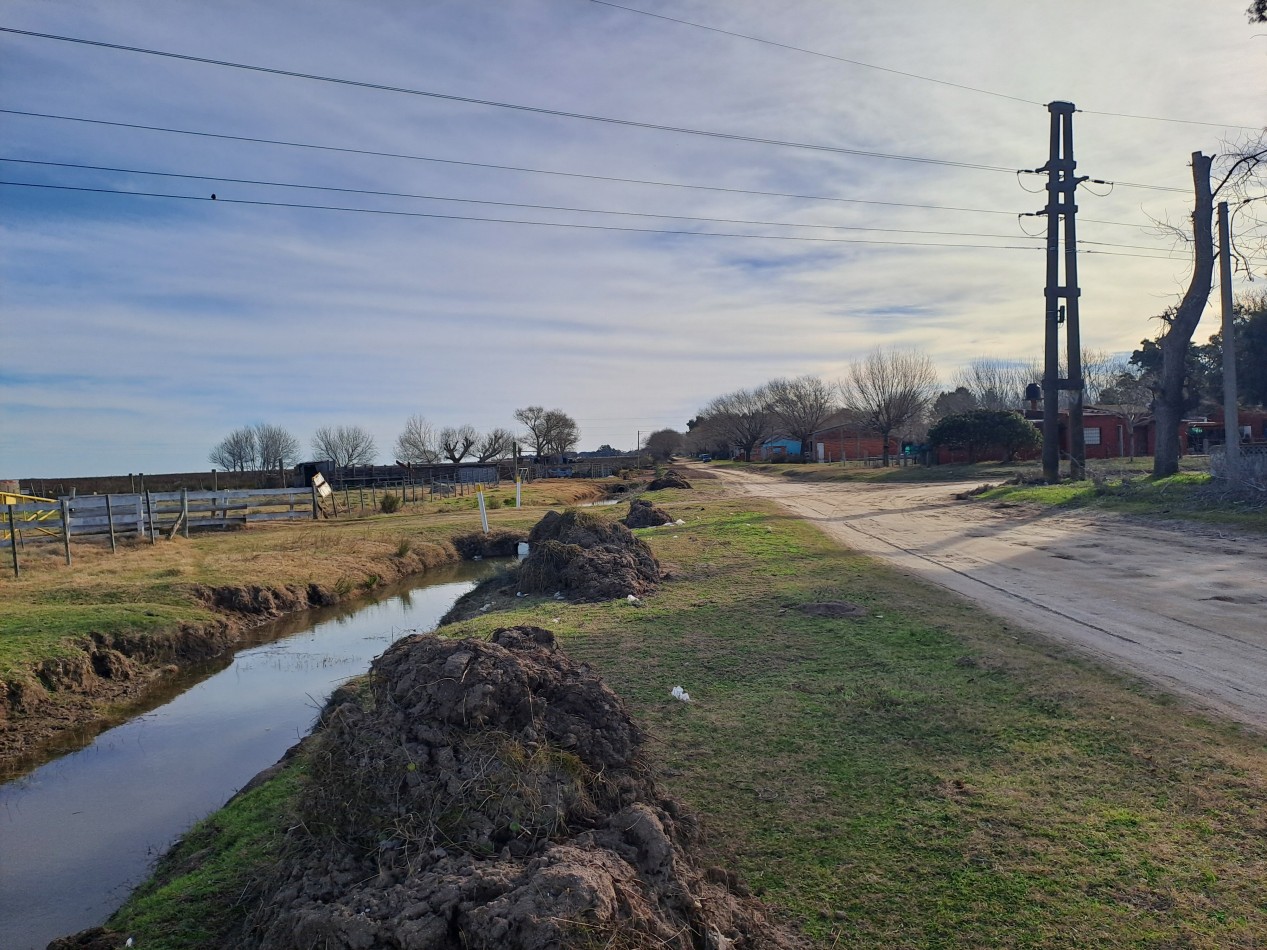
451, 528, 527, 559
623, 497, 673, 529
517, 510, 661, 601
796, 601, 868, 619
228, 627, 802, 949
648, 470, 692, 491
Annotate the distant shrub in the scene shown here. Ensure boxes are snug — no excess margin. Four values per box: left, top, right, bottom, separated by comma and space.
380, 493, 402, 514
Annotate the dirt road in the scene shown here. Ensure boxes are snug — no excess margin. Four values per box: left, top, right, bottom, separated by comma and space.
712, 467, 1267, 731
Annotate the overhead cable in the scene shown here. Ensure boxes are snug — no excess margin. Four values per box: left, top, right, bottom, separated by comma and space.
0, 180, 1194, 260
0, 28, 1020, 172
0, 110, 1172, 228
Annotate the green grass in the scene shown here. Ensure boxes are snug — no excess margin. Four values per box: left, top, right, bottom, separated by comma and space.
980, 472, 1267, 532
98, 491, 1267, 948
107, 764, 302, 948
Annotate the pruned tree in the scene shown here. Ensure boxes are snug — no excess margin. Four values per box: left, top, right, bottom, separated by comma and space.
394, 415, 439, 464
765, 374, 837, 461
311, 424, 378, 468
209, 426, 257, 472
514, 406, 550, 459
841, 347, 939, 465
439, 424, 479, 463
1249, 1, 1266, 23
698, 386, 775, 462
252, 423, 300, 471
475, 427, 516, 462
1152, 140, 1266, 476
542, 410, 580, 458
643, 428, 684, 461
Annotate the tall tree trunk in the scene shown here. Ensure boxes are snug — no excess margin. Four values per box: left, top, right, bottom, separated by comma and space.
1154, 153, 1214, 477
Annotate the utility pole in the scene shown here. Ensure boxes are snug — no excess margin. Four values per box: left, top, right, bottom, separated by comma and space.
1039, 101, 1088, 482
1218, 200, 1240, 478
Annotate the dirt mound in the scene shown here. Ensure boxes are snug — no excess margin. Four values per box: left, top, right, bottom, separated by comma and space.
519, 510, 660, 601
797, 601, 868, 619
240, 627, 802, 949
452, 528, 528, 559
623, 497, 673, 528
648, 470, 692, 491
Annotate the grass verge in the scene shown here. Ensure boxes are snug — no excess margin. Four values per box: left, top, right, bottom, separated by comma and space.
978, 472, 1266, 532
102, 482, 1267, 948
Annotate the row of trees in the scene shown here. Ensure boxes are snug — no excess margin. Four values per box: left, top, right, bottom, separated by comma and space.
208, 407, 582, 473
685, 354, 939, 467
683, 311, 1267, 468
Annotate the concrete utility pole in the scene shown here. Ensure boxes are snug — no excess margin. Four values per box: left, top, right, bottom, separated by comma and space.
1040, 102, 1088, 483
1218, 200, 1240, 477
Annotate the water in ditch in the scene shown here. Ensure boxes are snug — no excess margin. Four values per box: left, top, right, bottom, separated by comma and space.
0, 560, 496, 950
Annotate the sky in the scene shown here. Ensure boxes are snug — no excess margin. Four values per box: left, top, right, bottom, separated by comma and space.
1, 0, 1264, 477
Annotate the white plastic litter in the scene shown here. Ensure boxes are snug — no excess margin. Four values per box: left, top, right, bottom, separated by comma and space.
675, 519, 685, 525
517, 541, 530, 558
627, 594, 639, 603
670, 685, 691, 702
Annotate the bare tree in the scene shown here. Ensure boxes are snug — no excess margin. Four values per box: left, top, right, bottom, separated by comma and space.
514, 406, 550, 459
394, 415, 439, 464
475, 427, 516, 462
542, 410, 580, 458
209, 426, 257, 472
954, 357, 1034, 411
1153, 141, 1266, 476
841, 347, 939, 465
311, 425, 378, 468
766, 375, 837, 461
699, 386, 775, 462
252, 423, 300, 471
1099, 368, 1155, 460
439, 424, 479, 463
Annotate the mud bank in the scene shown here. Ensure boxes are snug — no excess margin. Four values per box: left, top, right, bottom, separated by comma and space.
0, 540, 466, 771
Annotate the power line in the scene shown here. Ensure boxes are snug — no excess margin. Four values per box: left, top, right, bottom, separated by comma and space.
584, 1, 1261, 133
583, 0, 1042, 107
0, 180, 1193, 259
0, 157, 1048, 241
0, 110, 1169, 229
0, 180, 1057, 250
0, 27, 1018, 173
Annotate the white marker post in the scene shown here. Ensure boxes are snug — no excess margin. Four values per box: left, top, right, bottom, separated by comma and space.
477, 489, 489, 535
516, 478, 522, 509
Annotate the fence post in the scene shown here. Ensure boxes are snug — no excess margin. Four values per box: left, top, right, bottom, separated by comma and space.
181, 489, 190, 538
311, 484, 319, 520
106, 494, 117, 553
146, 491, 156, 543
61, 498, 72, 565
477, 490, 489, 535
7, 505, 18, 578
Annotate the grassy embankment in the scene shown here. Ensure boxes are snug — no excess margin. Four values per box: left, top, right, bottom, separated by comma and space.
0, 478, 605, 759
106, 479, 1267, 949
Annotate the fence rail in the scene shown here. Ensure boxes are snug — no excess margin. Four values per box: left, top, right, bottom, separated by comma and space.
2, 487, 318, 554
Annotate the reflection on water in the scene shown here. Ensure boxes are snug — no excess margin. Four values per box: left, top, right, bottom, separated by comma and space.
0, 561, 493, 950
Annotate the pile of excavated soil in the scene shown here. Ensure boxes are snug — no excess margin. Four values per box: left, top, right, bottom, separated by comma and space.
648, 470, 692, 491
518, 510, 660, 601
237, 627, 803, 949
451, 528, 527, 559
623, 497, 673, 529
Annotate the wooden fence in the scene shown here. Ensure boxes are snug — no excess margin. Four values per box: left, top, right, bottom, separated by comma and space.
2, 488, 320, 574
